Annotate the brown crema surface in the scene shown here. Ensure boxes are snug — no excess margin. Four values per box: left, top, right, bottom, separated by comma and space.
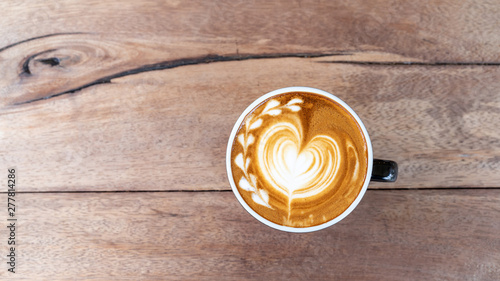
231, 92, 368, 227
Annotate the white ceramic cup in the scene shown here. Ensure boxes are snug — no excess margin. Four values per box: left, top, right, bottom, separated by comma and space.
226, 87, 396, 232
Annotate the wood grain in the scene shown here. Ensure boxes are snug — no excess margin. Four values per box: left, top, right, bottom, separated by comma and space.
1, 1, 499, 280
1, 56, 499, 191
1, 1, 500, 192
1, 0, 500, 63
1, 190, 499, 280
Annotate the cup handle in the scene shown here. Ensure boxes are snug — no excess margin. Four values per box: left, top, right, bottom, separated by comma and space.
371, 159, 398, 182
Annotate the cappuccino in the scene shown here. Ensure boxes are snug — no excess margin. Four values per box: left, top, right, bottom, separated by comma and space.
229, 91, 368, 228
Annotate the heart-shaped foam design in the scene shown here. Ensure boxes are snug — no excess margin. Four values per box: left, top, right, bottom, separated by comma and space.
258, 121, 341, 200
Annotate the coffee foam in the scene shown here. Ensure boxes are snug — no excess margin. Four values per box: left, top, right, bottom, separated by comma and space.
231, 92, 368, 227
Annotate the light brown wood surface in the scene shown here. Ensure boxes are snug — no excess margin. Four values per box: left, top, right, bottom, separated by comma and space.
1, 190, 499, 280
1, 0, 500, 280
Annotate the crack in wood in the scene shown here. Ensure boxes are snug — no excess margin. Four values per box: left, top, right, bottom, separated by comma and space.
319, 60, 500, 66
14, 52, 500, 106
13, 52, 347, 106
7, 33, 500, 106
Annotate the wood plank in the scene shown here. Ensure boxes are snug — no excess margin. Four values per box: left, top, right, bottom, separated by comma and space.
1, 190, 499, 280
1, 0, 500, 63
1, 57, 499, 191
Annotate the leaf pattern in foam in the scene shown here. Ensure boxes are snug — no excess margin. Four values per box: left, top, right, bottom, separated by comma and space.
237, 134, 245, 147
249, 118, 262, 130
246, 134, 255, 148
287, 98, 303, 105
287, 105, 301, 112
239, 177, 255, 192
244, 115, 253, 131
252, 191, 271, 208
262, 99, 280, 113
265, 109, 282, 116
234, 153, 245, 171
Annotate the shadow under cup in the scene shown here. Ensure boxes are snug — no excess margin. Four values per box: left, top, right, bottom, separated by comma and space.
226, 87, 397, 233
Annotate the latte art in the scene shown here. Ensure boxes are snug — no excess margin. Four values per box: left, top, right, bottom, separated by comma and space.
259, 122, 340, 201
231, 92, 368, 227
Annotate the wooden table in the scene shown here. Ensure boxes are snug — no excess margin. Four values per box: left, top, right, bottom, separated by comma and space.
1, 1, 500, 280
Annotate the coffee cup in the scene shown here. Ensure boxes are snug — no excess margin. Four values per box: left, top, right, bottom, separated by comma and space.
226, 87, 397, 232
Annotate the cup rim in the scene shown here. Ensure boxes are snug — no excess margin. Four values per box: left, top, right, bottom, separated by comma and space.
226, 86, 373, 233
